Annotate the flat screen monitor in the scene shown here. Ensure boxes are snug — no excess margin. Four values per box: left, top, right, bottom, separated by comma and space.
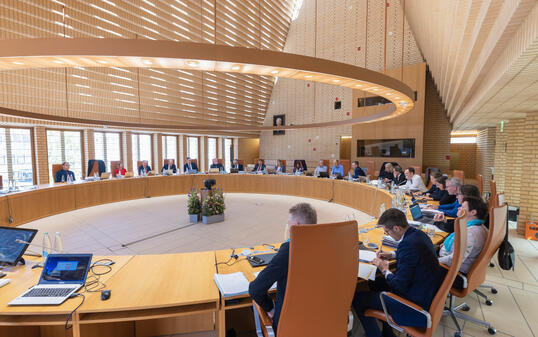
0, 226, 38, 264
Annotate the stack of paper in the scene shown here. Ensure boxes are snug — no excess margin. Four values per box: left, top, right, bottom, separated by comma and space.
358, 263, 377, 281
213, 272, 250, 298
253, 271, 277, 291
359, 250, 377, 263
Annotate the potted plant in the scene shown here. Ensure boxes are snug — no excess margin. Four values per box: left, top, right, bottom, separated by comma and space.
187, 189, 201, 223
201, 188, 225, 224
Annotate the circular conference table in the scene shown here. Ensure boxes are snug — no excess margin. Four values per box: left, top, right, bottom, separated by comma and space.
0, 175, 444, 337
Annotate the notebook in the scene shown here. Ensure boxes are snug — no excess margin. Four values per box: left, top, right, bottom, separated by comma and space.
213, 272, 250, 298
359, 250, 377, 263
358, 263, 377, 281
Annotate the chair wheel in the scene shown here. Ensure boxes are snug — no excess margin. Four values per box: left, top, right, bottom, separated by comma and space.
489, 262, 494, 268
462, 305, 470, 311
486, 300, 493, 306
488, 327, 496, 335
491, 288, 498, 294
454, 332, 462, 337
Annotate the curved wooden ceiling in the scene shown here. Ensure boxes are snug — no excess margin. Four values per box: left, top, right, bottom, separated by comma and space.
404, 0, 538, 129
0, 0, 301, 133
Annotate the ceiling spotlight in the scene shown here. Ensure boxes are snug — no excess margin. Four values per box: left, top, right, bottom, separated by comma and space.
97, 60, 108, 64
400, 101, 408, 107
271, 70, 279, 74
355, 84, 362, 87
12, 61, 24, 65
386, 93, 392, 96
332, 79, 340, 83
186, 61, 199, 67
53, 60, 63, 64
304, 75, 312, 78
143, 60, 152, 65
231, 65, 240, 70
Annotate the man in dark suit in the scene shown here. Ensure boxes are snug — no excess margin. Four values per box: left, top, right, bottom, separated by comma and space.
392, 165, 407, 186
209, 158, 224, 171
252, 159, 266, 173
231, 159, 244, 171
352, 208, 442, 337
161, 159, 177, 174
137, 160, 151, 175
351, 160, 366, 178
249, 203, 317, 333
55, 162, 75, 182
183, 157, 199, 173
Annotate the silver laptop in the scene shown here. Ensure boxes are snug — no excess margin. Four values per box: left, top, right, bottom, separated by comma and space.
9, 253, 92, 306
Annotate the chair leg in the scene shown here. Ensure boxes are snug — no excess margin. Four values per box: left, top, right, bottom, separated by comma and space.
443, 294, 497, 335
479, 284, 498, 294
447, 295, 463, 334
474, 289, 494, 306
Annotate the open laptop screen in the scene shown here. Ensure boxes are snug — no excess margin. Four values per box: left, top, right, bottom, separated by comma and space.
40, 254, 92, 284
0, 226, 38, 264
409, 205, 422, 221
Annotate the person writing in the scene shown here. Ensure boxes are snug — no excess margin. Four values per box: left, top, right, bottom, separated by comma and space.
249, 203, 317, 334
330, 159, 344, 178
137, 160, 151, 175
231, 159, 244, 171
352, 208, 442, 337
313, 160, 328, 177
161, 159, 177, 174
253, 159, 266, 174
351, 160, 366, 179
210, 158, 224, 171
55, 162, 75, 183
115, 162, 127, 177
183, 157, 199, 173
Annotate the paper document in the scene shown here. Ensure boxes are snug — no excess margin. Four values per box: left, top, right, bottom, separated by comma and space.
253, 271, 277, 291
424, 224, 446, 233
358, 263, 377, 281
359, 250, 377, 263
213, 272, 250, 298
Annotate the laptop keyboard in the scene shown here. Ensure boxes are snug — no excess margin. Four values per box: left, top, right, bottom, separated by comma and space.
23, 287, 75, 298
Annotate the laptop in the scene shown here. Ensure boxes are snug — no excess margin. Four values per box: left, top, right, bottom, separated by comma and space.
409, 204, 435, 225
247, 253, 277, 267
9, 254, 92, 306
0, 226, 38, 265
318, 171, 329, 178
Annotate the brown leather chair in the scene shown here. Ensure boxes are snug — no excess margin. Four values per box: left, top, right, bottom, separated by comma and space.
110, 161, 121, 178
364, 215, 468, 337
453, 170, 465, 184
340, 159, 351, 176
52, 164, 63, 182
443, 204, 508, 336
488, 180, 497, 211
254, 158, 265, 165
476, 173, 484, 196
252, 221, 359, 337
217, 158, 223, 165
323, 159, 331, 169
411, 165, 422, 176
237, 159, 245, 167
162, 158, 175, 172
88, 161, 100, 177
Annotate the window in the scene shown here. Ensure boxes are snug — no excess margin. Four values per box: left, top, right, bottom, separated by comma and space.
132, 134, 152, 173
224, 138, 232, 171
450, 137, 476, 144
0, 128, 34, 187
162, 135, 177, 165
187, 137, 199, 160
47, 130, 82, 182
94, 132, 121, 173
207, 137, 217, 168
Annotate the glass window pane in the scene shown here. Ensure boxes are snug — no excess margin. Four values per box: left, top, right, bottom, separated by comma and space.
187, 137, 198, 161
105, 133, 121, 171
131, 134, 139, 172
224, 138, 232, 171
94, 132, 105, 163
162, 136, 177, 164
47, 131, 62, 183
0, 129, 8, 188
132, 134, 151, 173
207, 138, 217, 168
10, 129, 33, 187
64, 131, 82, 180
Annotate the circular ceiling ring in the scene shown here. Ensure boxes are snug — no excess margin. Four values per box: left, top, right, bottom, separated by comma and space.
0, 39, 414, 131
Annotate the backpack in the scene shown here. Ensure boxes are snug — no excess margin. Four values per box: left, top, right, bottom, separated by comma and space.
497, 207, 515, 271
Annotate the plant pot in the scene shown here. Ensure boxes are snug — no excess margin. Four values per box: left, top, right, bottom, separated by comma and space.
189, 214, 200, 223
202, 213, 224, 224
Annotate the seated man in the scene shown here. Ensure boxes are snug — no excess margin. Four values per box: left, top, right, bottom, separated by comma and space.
392, 165, 406, 186
351, 160, 366, 179
55, 162, 75, 182
253, 159, 266, 173
275, 159, 286, 174
330, 159, 344, 177
433, 184, 482, 233
432, 177, 463, 218
231, 159, 244, 171
379, 163, 394, 183
439, 196, 488, 288
313, 160, 328, 177
138, 160, 151, 175
209, 158, 224, 171
161, 159, 177, 174
404, 167, 427, 192
183, 157, 199, 173
353, 208, 442, 337
435, 176, 457, 205
249, 203, 317, 333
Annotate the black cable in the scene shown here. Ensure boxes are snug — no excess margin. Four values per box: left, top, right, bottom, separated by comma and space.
215, 248, 243, 267
83, 259, 114, 293
65, 293, 85, 330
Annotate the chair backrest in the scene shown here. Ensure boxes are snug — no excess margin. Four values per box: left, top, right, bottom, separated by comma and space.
367, 161, 376, 179
488, 180, 497, 210
52, 164, 63, 181
340, 160, 351, 175
323, 159, 331, 169
429, 215, 468, 332
277, 221, 358, 337
411, 165, 422, 176
281, 159, 286, 167
237, 159, 245, 167
89, 161, 100, 177
464, 204, 508, 291
110, 161, 121, 178
254, 158, 264, 165
476, 173, 484, 195
163, 159, 175, 167
217, 158, 223, 164
453, 170, 465, 184
424, 167, 441, 186
137, 160, 143, 169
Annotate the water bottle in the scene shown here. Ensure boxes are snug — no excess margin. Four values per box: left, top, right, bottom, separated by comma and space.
61, 175, 65, 183
348, 172, 353, 181
53, 232, 64, 253
379, 203, 386, 218
390, 181, 395, 194
42, 232, 52, 258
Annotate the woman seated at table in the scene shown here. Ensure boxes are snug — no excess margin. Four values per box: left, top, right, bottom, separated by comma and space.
422, 171, 442, 199
275, 159, 286, 174
293, 161, 304, 174
115, 162, 127, 177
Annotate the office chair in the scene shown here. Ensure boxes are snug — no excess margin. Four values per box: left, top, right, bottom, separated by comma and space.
452, 170, 465, 184
363, 214, 468, 337
252, 221, 358, 337
443, 204, 507, 336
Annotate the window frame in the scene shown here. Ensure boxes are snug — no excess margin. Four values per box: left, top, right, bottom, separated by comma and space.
46, 128, 84, 182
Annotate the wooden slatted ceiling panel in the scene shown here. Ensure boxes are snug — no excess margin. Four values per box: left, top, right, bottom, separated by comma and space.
0, 0, 297, 128
403, 0, 538, 130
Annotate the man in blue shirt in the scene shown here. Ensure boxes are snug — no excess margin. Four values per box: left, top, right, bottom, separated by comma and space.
55, 162, 75, 183
330, 159, 344, 177
352, 208, 442, 337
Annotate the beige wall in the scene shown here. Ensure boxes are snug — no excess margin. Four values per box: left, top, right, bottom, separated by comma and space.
238, 138, 260, 166
449, 143, 477, 178
475, 128, 495, 193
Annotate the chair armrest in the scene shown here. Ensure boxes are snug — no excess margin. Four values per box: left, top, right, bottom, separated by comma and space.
252, 301, 273, 326
440, 263, 468, 289
379, 291, 432, 329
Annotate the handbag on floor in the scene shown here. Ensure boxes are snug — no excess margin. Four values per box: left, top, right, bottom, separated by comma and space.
497, 206, 515, 271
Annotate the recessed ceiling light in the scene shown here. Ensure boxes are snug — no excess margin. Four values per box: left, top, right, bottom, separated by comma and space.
400, 101, 408, 107
304, 75, 312, 78
333, 79, 340, 83
53, 60, 63, 64
97, 60, 108, 64
386, 93, 392, 96
143, 60, 152, 65
231, 65, 240, 70
12, 61, 24, 65
187, 61, 199, 67
355, 84, 362, 87
271, 70, 279, 74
